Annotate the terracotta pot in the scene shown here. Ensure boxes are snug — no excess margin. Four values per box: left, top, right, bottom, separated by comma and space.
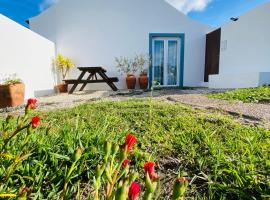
126, 74, 136, 89
56, 83, 68, 93
0, 83, 25, 108
139, 73, 148, 90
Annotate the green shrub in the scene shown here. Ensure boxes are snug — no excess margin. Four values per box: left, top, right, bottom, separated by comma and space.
208, 86, 270, 103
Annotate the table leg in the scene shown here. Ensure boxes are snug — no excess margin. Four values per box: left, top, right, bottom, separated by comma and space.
69, 71, 87, 94
97, 71, 118, 91
79, 72, 94, 91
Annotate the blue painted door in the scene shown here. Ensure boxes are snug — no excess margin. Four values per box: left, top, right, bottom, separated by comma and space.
152, 38, 180, 86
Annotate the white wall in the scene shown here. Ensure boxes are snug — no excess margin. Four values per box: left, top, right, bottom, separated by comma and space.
30, 0, 211, 90
209, 2, 270, 88
0, 14, 56, 98
209, 72, 270, 88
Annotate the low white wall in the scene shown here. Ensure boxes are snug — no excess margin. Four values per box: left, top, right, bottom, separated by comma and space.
209, 72, 270, 88
0, 14, 56, 98
209, 2, 270, 88
30, 0, 211, 90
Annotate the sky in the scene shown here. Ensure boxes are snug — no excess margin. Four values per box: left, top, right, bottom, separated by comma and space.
0, 0, 269, 27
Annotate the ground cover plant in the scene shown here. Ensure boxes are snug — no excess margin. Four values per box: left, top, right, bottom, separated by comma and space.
0, 98, 269, 199
208, 86, 270, 103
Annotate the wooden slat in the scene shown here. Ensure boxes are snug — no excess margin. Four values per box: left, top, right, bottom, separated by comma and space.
64, 78, 119, 84
77, 67, 106, 72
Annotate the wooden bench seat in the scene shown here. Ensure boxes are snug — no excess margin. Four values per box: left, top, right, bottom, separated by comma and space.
64, 77, 118, 84
63, 67, 119, 93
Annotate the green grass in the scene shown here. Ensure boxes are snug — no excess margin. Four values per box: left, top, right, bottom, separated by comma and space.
0, 99, 270, 199
208, 86, 270, 103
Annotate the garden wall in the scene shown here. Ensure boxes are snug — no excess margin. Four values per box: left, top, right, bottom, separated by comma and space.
209, 2, 270, 88
0, 14, 56, 99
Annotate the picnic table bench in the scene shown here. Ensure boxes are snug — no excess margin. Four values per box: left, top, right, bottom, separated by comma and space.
64, 67, 119, 94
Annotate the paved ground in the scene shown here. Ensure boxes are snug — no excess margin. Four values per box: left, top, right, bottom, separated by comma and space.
1, 89, 270, 127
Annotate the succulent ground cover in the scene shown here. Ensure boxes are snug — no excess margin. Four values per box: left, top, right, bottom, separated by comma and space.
208, 86, 270, 103
0, 99, 269, 199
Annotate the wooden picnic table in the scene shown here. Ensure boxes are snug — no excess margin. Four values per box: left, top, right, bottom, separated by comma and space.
64, 67, 119, 94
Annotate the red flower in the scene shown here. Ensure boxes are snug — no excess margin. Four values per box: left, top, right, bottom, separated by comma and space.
31, 116, 40, 128
21, 187, 30, 193
128, 182, 140, 200
144, 161, 158, 180
125, 134, 137, 152
122, 159, 129, 167
27, 98, 37, 109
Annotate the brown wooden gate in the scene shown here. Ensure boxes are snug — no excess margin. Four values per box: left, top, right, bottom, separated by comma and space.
204, 28, 221, 82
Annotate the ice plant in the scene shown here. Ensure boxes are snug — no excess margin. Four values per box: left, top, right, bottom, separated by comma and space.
123, 159, 129, 167
172, 177, 189, 200
125, 134, 137, 152
93, 134, 138, 200
2, 102, 41, 150
27, 98, 37, 110
17, 187, 31, 200
128, 182, 140, 200
61, 148, 83, 200
144, 162, 158, 181
121, 133, 137, 160
144, 161, 159, 200
31, 116, 40, 129
25, 98, 37, 115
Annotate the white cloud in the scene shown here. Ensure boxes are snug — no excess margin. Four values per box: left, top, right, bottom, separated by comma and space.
39, 0, 59, 11
166, 0, 212, 14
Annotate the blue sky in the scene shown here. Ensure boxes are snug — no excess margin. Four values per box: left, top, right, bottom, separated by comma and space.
0, 0, 269, 27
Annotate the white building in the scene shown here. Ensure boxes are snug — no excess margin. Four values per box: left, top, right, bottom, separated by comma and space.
0, 0, 270, 99
208, 2, 270, 88
29, 0, 211, 90
0, 14, 55, 98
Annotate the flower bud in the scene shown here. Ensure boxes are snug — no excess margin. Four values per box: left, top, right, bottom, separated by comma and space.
122, 159, 129, 167
125, 134, 137, 153
96, 164, 103, 178
112, 143, 119, 156
104, 141, 112, 161
17, 187, 31, 200
31, 116, 40, 129
74, 148, 83, 162
128, 182, 140, 200
172, 177, 189, 200
115, 179, 129, 200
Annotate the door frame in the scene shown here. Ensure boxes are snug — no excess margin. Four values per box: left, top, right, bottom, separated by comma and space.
149, 33, 185, 88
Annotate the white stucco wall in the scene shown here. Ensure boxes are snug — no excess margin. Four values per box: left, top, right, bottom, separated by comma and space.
30, 0, 211, 90
209, 2, 270, 88
0, 14, 56, 98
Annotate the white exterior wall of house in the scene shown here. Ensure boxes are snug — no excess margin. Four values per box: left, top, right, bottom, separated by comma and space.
30, 0, 212, 90
0, 14, 56, 99
209, 2, 270, 88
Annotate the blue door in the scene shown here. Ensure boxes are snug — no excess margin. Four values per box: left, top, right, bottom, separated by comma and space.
152, 37, 181, 86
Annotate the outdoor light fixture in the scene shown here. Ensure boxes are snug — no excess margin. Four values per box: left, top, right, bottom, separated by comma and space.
230, 17, 239, 21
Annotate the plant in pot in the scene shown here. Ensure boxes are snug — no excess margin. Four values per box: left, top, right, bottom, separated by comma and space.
115, 56, 139, 90
135, 54, 150, 90
54, 54, 75, 93
0, 74, 25, 108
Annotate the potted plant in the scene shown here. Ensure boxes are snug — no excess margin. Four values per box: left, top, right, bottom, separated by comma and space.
0, 74, 25, 108
135, 54, 150, 90
54, 54, 75, 93
115, 56, 138, 90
